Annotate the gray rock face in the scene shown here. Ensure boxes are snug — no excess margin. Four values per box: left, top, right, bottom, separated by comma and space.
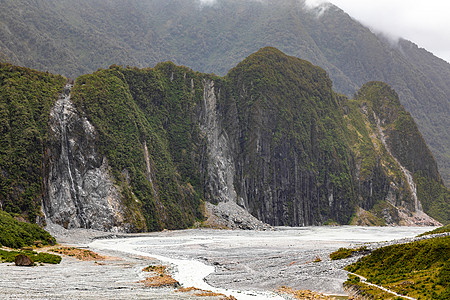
200, 80, 238, 205
196, 75, 439, 227
43, 84, 128, 232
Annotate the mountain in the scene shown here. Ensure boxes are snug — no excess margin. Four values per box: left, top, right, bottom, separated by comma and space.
0, 48, 447, 232
0, 0, 449, 187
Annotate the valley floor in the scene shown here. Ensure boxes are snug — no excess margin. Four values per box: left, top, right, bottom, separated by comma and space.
0, 225, 436, 300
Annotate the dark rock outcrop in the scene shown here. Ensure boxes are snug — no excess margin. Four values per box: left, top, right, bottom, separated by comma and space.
15, 254, 33, 267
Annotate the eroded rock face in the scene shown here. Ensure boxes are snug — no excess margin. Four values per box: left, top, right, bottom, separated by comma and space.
43, 84, 128, 232
200, 79, 238, 204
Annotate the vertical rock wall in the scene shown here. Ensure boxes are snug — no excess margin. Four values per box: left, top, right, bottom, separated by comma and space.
43, 84, 129, 231
200, 79, 237, 204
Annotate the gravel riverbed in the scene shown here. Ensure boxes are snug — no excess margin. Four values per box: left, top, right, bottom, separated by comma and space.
0, 225, 439, 299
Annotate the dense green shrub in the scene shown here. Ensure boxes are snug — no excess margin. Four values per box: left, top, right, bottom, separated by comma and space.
0, 211, 55, 248
330, 248, 353, 260
345, 236, 450, 299
0, 63, 65, 221
330, 246, 368, 260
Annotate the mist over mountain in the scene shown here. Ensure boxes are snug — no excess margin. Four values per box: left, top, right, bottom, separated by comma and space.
0, 0, 448, 187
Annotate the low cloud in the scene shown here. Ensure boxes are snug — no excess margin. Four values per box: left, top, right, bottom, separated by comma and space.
314, 0, 450, 63
198, 0, 217, 6
198, 0, 450, 63
303, 0, 328, 9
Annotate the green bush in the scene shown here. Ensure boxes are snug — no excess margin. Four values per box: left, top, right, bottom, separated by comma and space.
330, 247, 353, 260
345, 236, 450, 299
0, 211, 55, 248
330, 246, 369, 260
438, 261, 450, 286
0, 248, 61, 264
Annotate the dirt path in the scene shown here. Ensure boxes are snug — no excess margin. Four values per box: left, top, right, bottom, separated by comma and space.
348, 272, 416, 300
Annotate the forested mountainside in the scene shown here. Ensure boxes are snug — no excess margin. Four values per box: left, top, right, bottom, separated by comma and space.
0, 64, 65, 221
0, 48, 448, 232
0, 0, 449, 186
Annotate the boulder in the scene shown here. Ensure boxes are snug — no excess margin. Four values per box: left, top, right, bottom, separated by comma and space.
15, 254, 34, 266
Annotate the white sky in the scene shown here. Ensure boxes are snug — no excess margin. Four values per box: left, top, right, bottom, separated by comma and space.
305, 0, 450, 63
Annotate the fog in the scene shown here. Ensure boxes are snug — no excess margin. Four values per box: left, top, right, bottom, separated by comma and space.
306, 0, 450, 63
199, 0, 450, 63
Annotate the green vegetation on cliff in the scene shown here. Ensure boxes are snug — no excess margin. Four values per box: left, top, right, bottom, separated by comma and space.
0, 210, 55, 248
0, 63, 65, 221
345, 236, 450, 299
226, 47, 356, 225
71, 64, 209, 230
355, 82, 449, 225
1, 47, 447, 231
1, 0, 449, 187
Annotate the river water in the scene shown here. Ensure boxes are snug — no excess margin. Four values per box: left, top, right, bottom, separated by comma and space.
89, 226, 435, 299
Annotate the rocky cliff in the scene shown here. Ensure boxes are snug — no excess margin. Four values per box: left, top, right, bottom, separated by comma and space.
223, 48, 445, 226
44, 84, 135, 231
1, 0, 449, 188
0, 49, 448, 231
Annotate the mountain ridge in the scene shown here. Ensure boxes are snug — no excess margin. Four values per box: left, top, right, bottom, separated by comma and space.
0, 0, 448, 187
1, 47, 447, 230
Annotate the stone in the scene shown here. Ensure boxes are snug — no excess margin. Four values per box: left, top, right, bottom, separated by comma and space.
15, 254, 33, 267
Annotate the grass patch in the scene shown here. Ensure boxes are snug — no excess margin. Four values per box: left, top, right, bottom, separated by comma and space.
344, 280, 397, 299
277, 286, 337, 299
0, 248, 61, 264
330, 246, 369, 260
176, 286, 237, 299
345, 236, 450, 299
139, 264, 179, 288
140, 274, 179, 287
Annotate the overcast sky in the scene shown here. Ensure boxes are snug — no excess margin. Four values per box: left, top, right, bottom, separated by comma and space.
305, 0, 450, 63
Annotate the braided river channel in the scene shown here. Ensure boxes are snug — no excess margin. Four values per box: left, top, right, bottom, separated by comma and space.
89, 226, 435, 299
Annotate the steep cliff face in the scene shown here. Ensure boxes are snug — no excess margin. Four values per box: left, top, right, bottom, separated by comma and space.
0, 63, 65, 222
225, 47, 356, 226
1, 50, 448, 231
217, 48, 446, 226
69, 65, 206, 231
200, 79, 237, 204
351, 82, 447, 225
43, 84, 132, 231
